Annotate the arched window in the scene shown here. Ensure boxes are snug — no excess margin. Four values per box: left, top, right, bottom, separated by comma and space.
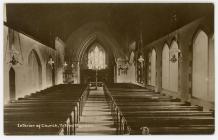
192, 30, 208, 99
151, 49, 156, 86
28, 50, 42, 92
169, 41, 179, 92
162, 44, 170, 90
88, 44, 106, 69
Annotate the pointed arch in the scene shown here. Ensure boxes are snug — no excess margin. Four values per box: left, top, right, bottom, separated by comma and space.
9, 67, 15, 101
78, 32, 123, 62
162, 44, 170, 90
65, 22, 126, 62
28, 49, 42, 92
192, 30, 209, 99
169, 40, 179, 92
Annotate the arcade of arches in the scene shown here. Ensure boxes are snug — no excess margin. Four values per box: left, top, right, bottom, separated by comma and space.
3, 4, 214, 135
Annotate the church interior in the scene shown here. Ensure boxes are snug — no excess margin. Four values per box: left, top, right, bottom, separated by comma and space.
3, 3, 215, 135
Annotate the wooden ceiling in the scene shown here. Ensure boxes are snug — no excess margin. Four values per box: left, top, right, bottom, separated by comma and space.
5, 3, 213, 48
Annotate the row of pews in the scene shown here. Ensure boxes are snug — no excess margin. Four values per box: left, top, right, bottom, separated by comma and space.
4, 84, 89, 135
104, 83, 215, 135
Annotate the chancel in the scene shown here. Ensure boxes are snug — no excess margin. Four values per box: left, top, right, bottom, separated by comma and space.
3, 3, 214, 135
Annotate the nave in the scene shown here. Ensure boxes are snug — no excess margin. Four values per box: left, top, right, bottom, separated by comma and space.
4, 83, 214, 135
3, 3, 214, 135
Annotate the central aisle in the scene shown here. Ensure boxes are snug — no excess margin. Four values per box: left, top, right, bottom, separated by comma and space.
76, 87, 116, 135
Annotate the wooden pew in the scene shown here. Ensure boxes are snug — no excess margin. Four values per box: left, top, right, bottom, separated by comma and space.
104, 83, 214, 135
5, 104, 76, 135
4, 84, 89, 135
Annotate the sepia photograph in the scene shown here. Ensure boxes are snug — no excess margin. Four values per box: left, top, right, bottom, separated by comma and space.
2, 2, 214, 136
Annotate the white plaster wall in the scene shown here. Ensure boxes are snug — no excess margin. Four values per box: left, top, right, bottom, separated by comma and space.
128, 64, 136, 83
162, 44, 170, 90
144, 18, 214, 108
169, 41, 179, 92
192, 31, 208, 101
4, 26, 65, 104
116, 60, 128, 83
55, 37, 65, 85
3, 26, 9, 103
208, 35, 214, 102
116, 60, 136, 83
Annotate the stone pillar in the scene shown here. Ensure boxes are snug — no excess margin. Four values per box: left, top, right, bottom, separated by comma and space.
77, 61, 80, 84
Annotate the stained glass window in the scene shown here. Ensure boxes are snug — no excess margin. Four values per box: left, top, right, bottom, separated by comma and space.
88, 45, 106, 69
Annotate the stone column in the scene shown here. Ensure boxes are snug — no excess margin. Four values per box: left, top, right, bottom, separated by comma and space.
77, 61, 80, 84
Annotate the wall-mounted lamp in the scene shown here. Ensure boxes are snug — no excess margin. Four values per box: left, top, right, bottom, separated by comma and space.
48, 57, 55, 69
63, 61, 68, 67
169, 48, 182, 63
8, 45, 22, 65
9, 55, 22, 65
5, 32, 24, 66
63, 61, 68, 69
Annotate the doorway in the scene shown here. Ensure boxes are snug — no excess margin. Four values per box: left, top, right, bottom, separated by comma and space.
9, 67, 15, 101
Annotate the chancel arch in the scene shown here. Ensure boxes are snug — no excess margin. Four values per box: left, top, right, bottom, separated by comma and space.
28, 49, 42, 92
80, 41, 115, 84
65, 30, 126, 84
9, 67, 15, 101
69, 31, 124, 63
192, 30, 209, 99
162, 43, 170, 90
169, 40, 179, 92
